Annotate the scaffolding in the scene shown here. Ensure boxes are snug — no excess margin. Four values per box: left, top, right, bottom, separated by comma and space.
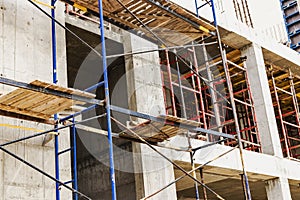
1, 0, 293, 200
268, 65, 300, 160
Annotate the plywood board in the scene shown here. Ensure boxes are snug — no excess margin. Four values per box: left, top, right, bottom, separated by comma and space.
120, 114, 202, 142
0, 80, 95, 120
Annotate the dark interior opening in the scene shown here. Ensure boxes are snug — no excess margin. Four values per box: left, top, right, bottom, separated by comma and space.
66, 23, 136, 200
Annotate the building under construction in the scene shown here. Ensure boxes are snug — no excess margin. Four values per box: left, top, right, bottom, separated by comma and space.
0, 0, 300, 199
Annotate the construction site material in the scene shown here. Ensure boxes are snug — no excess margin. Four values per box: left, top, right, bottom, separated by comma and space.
3, 0, 252, 199
0, 80, 91, 119
1, 0, 298, 199
62, 0, 215, 46
120, 115, 201, 143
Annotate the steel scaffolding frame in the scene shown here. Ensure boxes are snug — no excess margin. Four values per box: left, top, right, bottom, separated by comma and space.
269, 66, 300, 159
0, 0, 272, 199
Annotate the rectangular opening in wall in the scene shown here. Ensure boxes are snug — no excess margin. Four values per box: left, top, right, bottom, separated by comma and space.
66, 22, 137, 199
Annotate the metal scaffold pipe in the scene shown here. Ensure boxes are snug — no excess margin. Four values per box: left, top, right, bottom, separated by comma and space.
210, 0, 252, 199
174, 48, 200, 199
97, 0, 117, 199
50, 0, 60, 199
72, 117, 79, 200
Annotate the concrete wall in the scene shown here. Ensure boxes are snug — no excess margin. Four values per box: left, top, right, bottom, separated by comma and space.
0, 0, 71, 199
171, 0, 288, 44
248, 0, 288, 43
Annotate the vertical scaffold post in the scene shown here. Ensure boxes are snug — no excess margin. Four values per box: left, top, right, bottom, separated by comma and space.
50, 0, 60, 199
72, 117, 78, 200
174, 49, 200, 199
97, 0, 117, 200
210, 0, 217, 26
194, 0, 199, 17
210, 0, 252, 199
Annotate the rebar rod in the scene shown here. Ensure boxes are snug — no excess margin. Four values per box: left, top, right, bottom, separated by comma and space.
243, 0, 253, 27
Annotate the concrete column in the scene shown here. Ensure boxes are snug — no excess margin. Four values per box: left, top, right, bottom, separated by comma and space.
265, 177, 292, 200
241, 43, 292, 200
123, 32, 177, 200
241, 43, 282, 157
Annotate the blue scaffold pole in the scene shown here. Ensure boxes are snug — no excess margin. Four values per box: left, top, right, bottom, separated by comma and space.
72, 117, 78, 200
97, 0, 117, 199
50, 0, 60, 199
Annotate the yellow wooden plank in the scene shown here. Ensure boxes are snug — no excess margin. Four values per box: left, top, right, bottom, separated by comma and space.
30, 97, 65, 113
0, 89, 26, 104
42, 99, 74, 115
18, 93, 53, 109
0, 104, 50, 119
61, 0, 214, 46
9, 91, 38, 107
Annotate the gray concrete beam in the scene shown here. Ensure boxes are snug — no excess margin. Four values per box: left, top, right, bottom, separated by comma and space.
65, 14, 122, 43
165, 136, 300, 182
162, 136, 300, 199
218, 24, 300, 77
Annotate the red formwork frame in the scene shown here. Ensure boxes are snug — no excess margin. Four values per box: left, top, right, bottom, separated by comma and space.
160, 46, 261, 152
271, 68, 300, 159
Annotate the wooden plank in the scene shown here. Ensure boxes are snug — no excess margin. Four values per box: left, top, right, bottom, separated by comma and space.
0, 109, 55, 125
30, 80, 95, 98
1, 91, 30, 105
30, 80, 72, 93
15, 94, 52, 109
128, 1, 146, 13
0, 79, 92, 120
62, 0, 215, 46
18, 93, 53, 109
30, 97, 66, 113
120, 114, 194, 142
9, 91, 38, 107
163, 115, 202, 127
0, 90, 26, 104
0, 104, 50, 119
45, 100, 74, 115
